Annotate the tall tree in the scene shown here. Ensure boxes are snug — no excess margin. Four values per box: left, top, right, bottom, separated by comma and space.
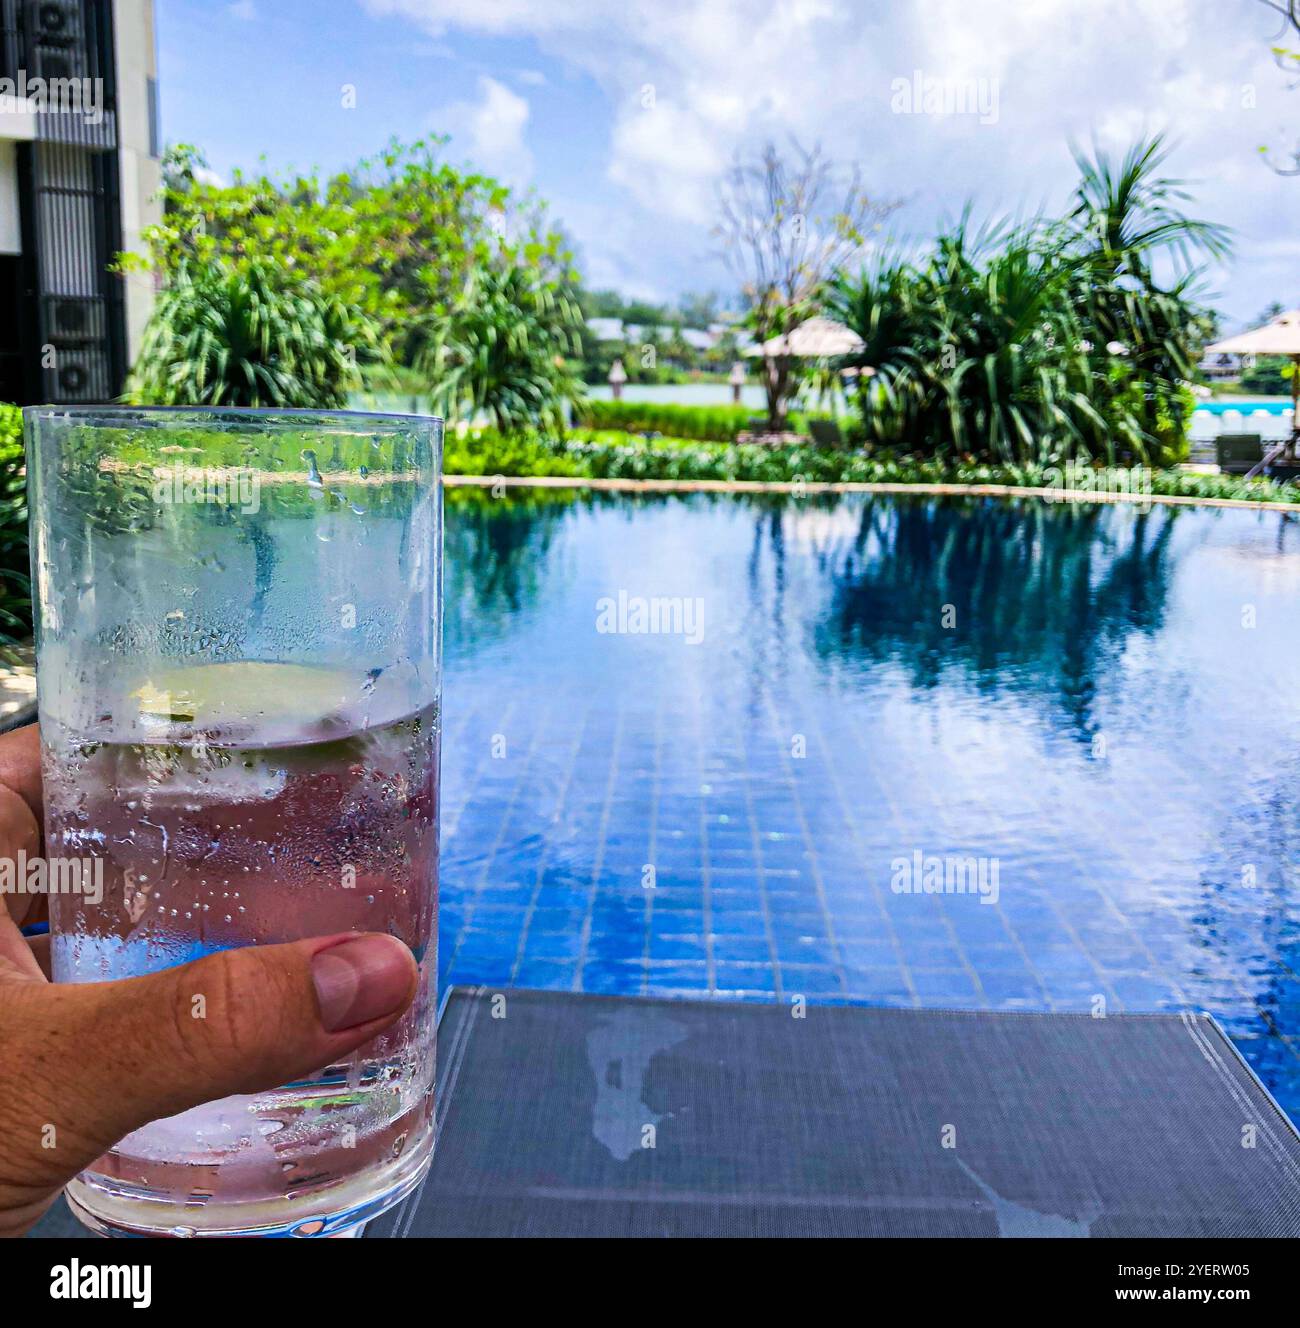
126, 138, 575, 366
1260, 1, 1300, 172
714, 141, 897, 431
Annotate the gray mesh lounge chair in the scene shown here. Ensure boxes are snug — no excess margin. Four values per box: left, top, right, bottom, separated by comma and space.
808, 418, 844, 448
28, 989, 1300, 1239
366, 990, 1300, 1238
1215, 434, 1264, 474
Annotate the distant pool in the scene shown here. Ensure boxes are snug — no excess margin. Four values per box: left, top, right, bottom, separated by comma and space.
1198, 398, 1292, 416
440, 490, 1300, 1119
1191, 398, 1293, 444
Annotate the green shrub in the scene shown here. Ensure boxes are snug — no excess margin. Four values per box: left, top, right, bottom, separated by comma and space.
125, 259, 378, 409
571, 399, 840, 443
446, 427, 1300, 506
444, 427, 584, 479
1239, 356, 1291, 396
0, 403, 29, 645
418, 263, 585, 435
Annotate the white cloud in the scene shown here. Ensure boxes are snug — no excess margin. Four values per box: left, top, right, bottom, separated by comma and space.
437, 75, 533, 187
227, 0, 257, 20
362, 0, 1300, 317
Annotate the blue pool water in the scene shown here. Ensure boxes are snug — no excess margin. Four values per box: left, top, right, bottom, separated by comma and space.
1197, 398, 1292, 416
438, 490, 1300, 1119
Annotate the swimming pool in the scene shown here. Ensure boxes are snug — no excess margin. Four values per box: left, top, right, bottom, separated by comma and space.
439, 489, 1300, 1119
1190, 398, 1294, 444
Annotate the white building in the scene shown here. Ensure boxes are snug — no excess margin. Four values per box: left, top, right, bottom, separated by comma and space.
586, 316, 625, 343
1197, 350, 1250, 383
0, 0, 161, 403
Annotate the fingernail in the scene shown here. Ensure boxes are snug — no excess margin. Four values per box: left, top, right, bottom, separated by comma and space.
311, 935, 414, 1032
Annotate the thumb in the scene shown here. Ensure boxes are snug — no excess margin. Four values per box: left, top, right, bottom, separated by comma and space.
4, 933, 418, 1210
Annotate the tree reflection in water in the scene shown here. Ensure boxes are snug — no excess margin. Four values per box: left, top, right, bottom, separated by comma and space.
810, 494, 1182, 736
444, 487, 583, 658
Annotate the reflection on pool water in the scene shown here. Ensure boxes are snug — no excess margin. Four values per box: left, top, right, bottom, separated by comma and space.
440, 489, 1300, 1120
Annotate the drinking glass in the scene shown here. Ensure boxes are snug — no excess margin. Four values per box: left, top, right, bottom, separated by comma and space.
23, 406, 442, 1237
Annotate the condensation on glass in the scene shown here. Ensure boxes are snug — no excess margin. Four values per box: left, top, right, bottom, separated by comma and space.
24, 405, 443, 1238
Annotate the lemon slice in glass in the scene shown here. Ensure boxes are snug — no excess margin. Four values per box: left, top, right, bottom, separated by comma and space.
131, 661, 360, 727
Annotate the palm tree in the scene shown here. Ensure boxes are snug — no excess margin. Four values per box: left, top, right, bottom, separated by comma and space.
1067, 135, 1230, 456
418, 262, 585, 435
1067, 135, 1230, 280
827, 135, 1229, 466
126, 260, 377, 409
830, 218, 1101, 463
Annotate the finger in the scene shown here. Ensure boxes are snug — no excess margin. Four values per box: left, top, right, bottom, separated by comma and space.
0, 725, 44, 931
0, 825, 44, 976
0, 784, 44, 932
1, 932, 419, 1200
0, 911, 44, 981
0, 723, 43, 826
26, 930, 50, 979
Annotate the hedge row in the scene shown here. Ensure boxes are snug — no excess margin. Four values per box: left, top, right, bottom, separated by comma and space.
446, 428, 1300, 506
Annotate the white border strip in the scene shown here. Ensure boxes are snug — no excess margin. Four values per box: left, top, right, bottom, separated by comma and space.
443, 473, 1300, 513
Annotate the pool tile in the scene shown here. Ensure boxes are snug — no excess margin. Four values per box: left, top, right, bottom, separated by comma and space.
778, 965, 845, 996
438, 494, 1300, 1123
909, 969, 982, 1005
714, 963, 778, 995
650, 934, 707, 961
515, 958, 579, 990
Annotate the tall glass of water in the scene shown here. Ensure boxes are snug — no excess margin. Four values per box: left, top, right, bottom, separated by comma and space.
24, 406, 442, 1237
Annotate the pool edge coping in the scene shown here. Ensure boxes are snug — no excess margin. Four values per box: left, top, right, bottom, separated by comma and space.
443, 473, 1300, 513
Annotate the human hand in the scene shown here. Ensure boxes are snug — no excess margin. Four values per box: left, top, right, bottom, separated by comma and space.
0, 724, 418, 1237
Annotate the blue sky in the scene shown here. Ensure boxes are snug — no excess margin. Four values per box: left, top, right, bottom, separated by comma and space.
158, 0, 1300, 327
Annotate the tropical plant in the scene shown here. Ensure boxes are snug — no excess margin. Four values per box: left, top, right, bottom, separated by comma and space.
1063, 136, 1228, 457
829, 218, 1104, 464
828, 135, 1226, 466
125, 140, 583, 431
125, 260, 378, 408
418, 262, 584, 434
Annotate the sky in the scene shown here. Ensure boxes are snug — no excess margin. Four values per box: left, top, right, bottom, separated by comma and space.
157, 0, 1300, 328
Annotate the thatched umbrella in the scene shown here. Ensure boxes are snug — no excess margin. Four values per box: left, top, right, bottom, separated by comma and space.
744, 316, 865, 360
